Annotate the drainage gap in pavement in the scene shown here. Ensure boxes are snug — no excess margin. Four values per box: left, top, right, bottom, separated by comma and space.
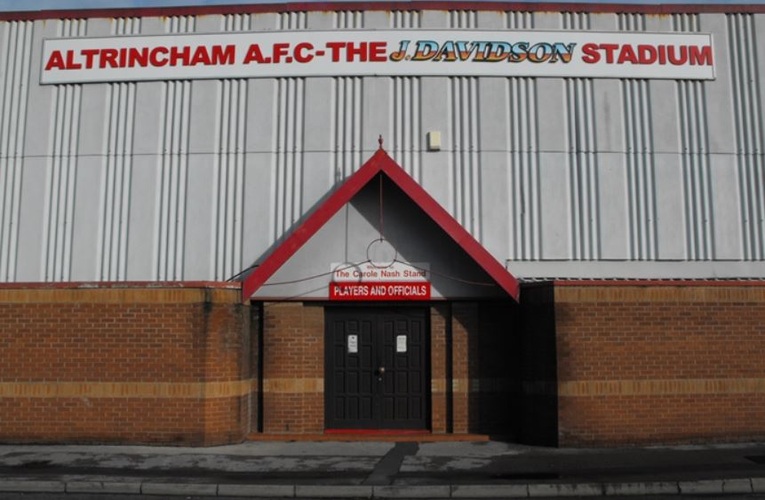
363, 442, 419, 486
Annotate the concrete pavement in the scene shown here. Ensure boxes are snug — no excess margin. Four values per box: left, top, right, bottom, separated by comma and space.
0, 440, 764, 497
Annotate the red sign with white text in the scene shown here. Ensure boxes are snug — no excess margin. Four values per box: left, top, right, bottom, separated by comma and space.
329, 282, 431, 301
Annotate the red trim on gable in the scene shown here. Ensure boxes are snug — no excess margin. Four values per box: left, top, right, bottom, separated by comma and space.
241, 149, 520, 302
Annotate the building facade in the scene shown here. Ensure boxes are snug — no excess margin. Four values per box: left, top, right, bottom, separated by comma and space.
0, 2, 763, 446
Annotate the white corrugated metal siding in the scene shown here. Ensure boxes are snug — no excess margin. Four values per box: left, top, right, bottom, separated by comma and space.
0, 7, 763, 284
0, 20, 32, 282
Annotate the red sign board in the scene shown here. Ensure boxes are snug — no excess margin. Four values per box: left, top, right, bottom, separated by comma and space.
329, 282, 431, 301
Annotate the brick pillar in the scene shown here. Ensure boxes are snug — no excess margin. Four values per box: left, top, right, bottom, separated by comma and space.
451, 302, 477, 434
430, 304, 449, 433
262, 302, 324, 434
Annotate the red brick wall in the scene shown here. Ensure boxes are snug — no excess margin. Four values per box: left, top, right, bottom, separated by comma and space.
0, 283, 254, 446
257, 301, 520, 437
430, 304, 449, 433
451, 303, 473, 433
432, 301, 520, 436
2, 286, 525, 443
11, 281, 756, 446
554, 283, 765, 446
261, 302, 323, 433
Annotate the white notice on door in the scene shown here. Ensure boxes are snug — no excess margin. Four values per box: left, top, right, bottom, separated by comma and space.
347, 334, 358, 354
396, 335, 407, 353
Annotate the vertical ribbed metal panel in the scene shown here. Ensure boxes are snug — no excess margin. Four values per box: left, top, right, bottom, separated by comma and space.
333, 75, 362, 181
449, 75, 480, 238
563, 13, 600, 260
332, 11, 363, 182
211, 14, 249, 281
154, 16, 194, 280
391, 76, 421, 179
97, 17, 139, 281
619, 14, 658, 260
675, 14, 714, 260
390, 11, 421, 180
42, 19, 86, 281
391, 10, 420, 28
506, 11, 541, 261
729, 13, 765, 260
271, 12, 306, 241
507, 11, 533, 30
334, 10, 362, 31
1, 9, 764, 284
448, 11, 481, 238
0, 20, 32, 281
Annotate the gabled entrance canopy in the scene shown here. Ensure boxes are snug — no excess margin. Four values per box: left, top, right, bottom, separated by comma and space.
241, 147, 520, 302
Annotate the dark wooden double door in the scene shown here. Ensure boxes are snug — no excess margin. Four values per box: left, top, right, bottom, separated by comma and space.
325, 307, 429, 430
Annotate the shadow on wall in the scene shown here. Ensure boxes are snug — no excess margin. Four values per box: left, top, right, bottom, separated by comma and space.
518, 283, 559, 447
450, 293, 558, 446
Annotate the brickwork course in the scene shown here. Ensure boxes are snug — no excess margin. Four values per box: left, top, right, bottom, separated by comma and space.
551, 282, 765, 446
1, 282, 764, 446
0, 283, 255, 446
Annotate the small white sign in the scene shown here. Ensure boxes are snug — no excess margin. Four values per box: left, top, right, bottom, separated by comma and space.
396, 335, 407, 353
347, 334, 358, 354
331, 261, 430, 283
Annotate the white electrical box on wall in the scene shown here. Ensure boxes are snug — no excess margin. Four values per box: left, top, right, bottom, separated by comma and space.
427, 131, 441, 151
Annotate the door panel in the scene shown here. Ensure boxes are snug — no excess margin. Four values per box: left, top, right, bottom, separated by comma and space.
325, 307, 429, 430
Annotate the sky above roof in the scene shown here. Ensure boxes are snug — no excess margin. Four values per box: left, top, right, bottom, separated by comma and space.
0, 0, 762, 12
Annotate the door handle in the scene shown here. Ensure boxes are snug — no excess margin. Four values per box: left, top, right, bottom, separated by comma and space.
376, 366, 385, 381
